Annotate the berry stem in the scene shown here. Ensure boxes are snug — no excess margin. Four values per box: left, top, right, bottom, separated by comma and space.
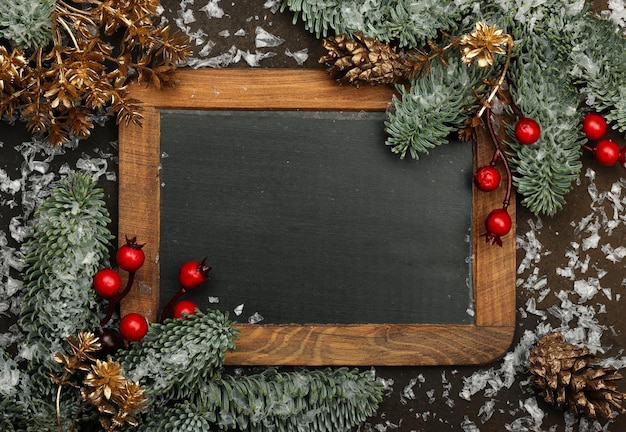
160, 288, 187, 323
476, 36, 514, 119
484, 107, 513, 210
100, 270, 135, 326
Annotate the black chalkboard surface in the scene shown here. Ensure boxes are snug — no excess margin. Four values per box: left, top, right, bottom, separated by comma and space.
159, 110, 474, 325
118, 69, 516, 366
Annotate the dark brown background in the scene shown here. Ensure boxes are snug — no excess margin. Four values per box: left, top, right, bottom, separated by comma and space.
1, 1, 625, 430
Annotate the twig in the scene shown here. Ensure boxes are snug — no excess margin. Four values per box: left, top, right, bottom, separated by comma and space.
100, 271, 136, 326
484, 107, 513, 210
477, 36, 514, 119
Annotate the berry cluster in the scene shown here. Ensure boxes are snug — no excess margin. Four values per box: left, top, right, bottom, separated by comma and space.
581, 113, 626, 168
472, 111, 536, 246
475, 110, 624, 246
93, 237, 211, 355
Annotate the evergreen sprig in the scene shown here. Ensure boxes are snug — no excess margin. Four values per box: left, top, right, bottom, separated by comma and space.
3, 174, 383, 430
505, 29, 584, 215
565, 15, 626, 132
0, 0, 54, 49
139, 368, 383, 432
285, 0, 626, 215
18, 173, 112, 395
0, 397, 20, 432
281, 0, 469, 46
385, 56, 486, 159
0, 348, 24, 430
118, 310, 238, 403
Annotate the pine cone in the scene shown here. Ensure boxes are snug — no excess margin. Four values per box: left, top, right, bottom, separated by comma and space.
528, 332, 626, 419
319, 32, 406, 86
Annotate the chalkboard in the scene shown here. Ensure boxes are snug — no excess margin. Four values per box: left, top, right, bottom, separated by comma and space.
159, 110, 473, 325
118, 69, 516, 366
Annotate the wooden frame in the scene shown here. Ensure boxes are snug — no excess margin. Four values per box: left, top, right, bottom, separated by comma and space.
119, 69, 515, 366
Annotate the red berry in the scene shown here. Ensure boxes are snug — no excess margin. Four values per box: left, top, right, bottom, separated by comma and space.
619, 147, 626, 170
514, 117, 541, 145
172, 300, 199, 318
119, 313, 149, 342
93, 268, 122, 298
116, 236, 145, 272
95, 327, 124, 356
474, 166, 501, 192
485, 208, 512, 237
594, 139, 621, 166
582, 113, 607, 141
178, 258, 212, 290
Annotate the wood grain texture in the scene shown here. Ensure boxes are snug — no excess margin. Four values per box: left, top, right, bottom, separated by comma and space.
473, 122, 517, 329
118, 108, 161, 320
125, 68, 396, 111
118, 69, 516, 365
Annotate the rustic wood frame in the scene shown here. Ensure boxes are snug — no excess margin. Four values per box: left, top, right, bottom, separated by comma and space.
118, 69, 515, 366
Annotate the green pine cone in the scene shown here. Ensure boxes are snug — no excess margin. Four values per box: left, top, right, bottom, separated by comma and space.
118, 309, 238, 403
0, 0, 54, 49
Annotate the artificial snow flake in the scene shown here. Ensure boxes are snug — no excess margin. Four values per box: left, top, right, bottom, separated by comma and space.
239, 49, 276, 67
200, 0, 225, 19
574, 278, 600, 301
248, 312, 264, 324
263, 0, 280, 13
198, 40, 216, 57
284, 47, 309, 65
0, 168, 20, 195
234, 303, 244, 316
461, 416, 480, 431
605, 0, 626, 29
478, 399, 496, 422
180, 7, 196, 24
0, 353, 20, 397
602, 244, 626, 263
188, 45, 238, 68
582, 232, 601, 250
255, 26, 285, 48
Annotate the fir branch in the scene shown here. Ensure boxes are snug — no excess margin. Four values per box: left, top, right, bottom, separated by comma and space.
0, 397, 20, 432
385, 56, 486, 159
18, 173, 113, 396
117, 310, 238, 403
506, 31, 584, 215
135, 403, 215, 431
281, 0, 469, 47
0, 0, 54, 49
565, 15, 626, 132
139, 368, 383, 432
0, 348, 25, 430
280, 0, 343, 39
374, 0, 464, 48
